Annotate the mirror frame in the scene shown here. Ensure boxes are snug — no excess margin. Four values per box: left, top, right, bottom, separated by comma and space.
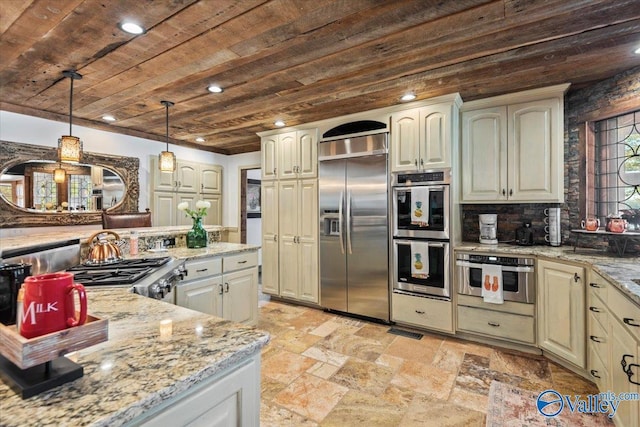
0, 140, 139, 228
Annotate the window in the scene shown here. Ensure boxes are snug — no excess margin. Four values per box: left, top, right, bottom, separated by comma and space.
593, 110, 640, 224
68, 174, 92, 210
33, 171, 57, 209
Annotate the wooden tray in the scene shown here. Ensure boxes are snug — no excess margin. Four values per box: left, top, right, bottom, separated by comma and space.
0, 315, 108, 369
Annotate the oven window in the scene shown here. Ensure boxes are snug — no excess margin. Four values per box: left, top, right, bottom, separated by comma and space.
396, 188, 445, 231
469, 267, 519, 292
397, 244, 445, 288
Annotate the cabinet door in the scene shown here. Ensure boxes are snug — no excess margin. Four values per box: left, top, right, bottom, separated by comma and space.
177, 193, 197, 226
261, 181, 279, 295
201, 195, 222, 226
610, 318, 639, 427
176, 276, 223, 317
537, 260, 586, 368
277, 131, 297, 180
297, 129, 317, 178
278, 181, 299, 298
176, 161, 198, 193
200, 164, 222, 194
151, 156, 177, 192
461, 107, 507, 201
297, 179, 318, 303
391, 109, 420, 172
261, 135, 278, 180
420, 104, 450, 169
224, 268, 258, 325
91, 166, 103, 188
508, 98, 562, 202
153, 192, 177, 226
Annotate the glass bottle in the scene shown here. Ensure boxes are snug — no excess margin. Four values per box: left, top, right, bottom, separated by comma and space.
187, 217, 207, 248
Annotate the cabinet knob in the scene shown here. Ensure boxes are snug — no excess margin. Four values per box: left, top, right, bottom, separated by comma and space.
509, 189, 513, 196
274, 234, 278, 242
573, 273, 580, 283
218, 284, 224, 295
502, 189, 506, 197
414, 159, 418, 168
225, 282, 230, 293
420, 159, 424, 167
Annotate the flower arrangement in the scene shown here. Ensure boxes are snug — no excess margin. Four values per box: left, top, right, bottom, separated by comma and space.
178, 200, 211, 220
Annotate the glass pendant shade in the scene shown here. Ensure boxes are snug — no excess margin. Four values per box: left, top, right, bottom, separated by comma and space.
58, 135, 83, 163
53, 167, 66, 183
159, 150, 176, 172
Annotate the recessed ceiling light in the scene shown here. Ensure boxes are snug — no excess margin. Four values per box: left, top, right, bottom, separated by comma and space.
207, 85, 223, 93
119, 22, 145, 35
274, 120, 286, 127
635, 46, 640, 54
195, 137, 205, 142
102, 115, 116, 122
401, 93, 416, 102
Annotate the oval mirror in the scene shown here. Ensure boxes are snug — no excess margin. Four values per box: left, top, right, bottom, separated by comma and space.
1, 161, 125, 213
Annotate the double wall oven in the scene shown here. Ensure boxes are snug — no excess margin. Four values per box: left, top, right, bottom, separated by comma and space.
392, 169, 451, 299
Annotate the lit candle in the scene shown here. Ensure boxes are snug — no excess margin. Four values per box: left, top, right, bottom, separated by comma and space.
159, 319, 173, 339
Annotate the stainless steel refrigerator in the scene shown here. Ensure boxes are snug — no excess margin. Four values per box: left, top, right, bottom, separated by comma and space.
319, 133, 389, 321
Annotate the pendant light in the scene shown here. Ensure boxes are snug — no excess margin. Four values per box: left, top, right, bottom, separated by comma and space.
158, 100, 176, 172
53, 163, 66, 183
58, 70, 83, 163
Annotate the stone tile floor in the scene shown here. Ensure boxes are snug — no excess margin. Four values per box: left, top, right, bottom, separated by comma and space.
257, 298, 599, 426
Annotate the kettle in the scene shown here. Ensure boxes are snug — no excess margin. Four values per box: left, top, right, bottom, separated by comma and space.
515, 222, 534, 246
86, 230, 124, 265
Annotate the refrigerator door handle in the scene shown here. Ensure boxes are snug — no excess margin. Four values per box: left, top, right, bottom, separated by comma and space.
338, 191, 345, 254
346, 190, 353, 254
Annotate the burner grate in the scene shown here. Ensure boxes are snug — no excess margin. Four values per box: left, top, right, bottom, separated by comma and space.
69, 267, 152, 286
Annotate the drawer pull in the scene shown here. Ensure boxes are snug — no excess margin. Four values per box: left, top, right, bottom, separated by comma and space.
589, 306, 601, 313
218, 284, 224, 295
196, 268, 208, 273
590, 369, 601, 379
621, 354, 634, 372
225, 282, 229, 293
623, 318, 640, 327
626, 363, 640, 386
415, 310, 425, 315
589, 282, 603, 288
238, 260, 248, 264
488, 322, 500, 327
590, 335, 603, 343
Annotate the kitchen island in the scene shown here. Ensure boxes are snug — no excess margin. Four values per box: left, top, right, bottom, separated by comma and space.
0, 287, 270, 426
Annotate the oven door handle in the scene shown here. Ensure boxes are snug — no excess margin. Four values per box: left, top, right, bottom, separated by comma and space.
455, 260, 534, 273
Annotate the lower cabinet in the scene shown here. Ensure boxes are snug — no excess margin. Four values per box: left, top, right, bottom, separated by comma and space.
128, 353, 261, 427
392, 292, 453, 334
587, 270, 640, 427
537, 259, 586, 368
177, 251, 258, 326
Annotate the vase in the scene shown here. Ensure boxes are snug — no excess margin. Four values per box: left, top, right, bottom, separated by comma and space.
186, 217, 207, 248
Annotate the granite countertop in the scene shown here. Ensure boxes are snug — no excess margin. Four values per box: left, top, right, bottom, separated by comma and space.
139, 242, 260, 261
0, 288, 270, 426
454, 242, 640, 305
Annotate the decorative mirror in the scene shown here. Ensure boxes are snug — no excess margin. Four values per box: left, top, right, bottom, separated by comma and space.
0, 141, 139, 228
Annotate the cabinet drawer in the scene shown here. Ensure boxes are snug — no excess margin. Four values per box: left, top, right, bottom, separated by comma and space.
392, 293, 453, 333
457, 305, 535, 344
588, 271, 609, 304
608, 285, 640, 342
588, 344, 610, 391
587, 295, 609, 332
184, 257, 222, 280
223, 251, 258, 273
588, 310, 609, 364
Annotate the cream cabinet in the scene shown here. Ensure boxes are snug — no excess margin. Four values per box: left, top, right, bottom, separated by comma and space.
392, 292, 453, 334
261, 180, 279, 295
391, 99, 460, 172
262, 129, 318, 181
153, 192, 196, 226
537, 259, 586, 368
277, 179, 318, 303
587, 270, 640, 427
199, 164, 222, 194
177, 252, 258, 326
461, 85, 568, 203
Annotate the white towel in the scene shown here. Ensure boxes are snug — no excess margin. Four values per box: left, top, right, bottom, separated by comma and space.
410, 188, 429, 227
481, 264, 503, 304
410, 241, 429, 279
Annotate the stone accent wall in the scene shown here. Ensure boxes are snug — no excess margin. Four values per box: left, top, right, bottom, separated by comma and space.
461, 66, 640, 254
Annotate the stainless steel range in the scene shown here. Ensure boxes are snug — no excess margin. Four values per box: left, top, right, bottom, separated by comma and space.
67, 257, 186, 303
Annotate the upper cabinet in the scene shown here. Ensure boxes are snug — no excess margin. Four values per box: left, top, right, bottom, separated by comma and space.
151, 158, 223, 194
461, 84, 569, 203
262, 129, 318, 180
391, 96, 461, 172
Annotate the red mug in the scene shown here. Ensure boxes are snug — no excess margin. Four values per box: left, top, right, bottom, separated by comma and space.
20, 272, 87, 339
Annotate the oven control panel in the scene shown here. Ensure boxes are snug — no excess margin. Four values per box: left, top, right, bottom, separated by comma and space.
392, 169, 450, 186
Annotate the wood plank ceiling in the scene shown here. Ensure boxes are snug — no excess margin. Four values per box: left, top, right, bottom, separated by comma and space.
1, 0, 639, 155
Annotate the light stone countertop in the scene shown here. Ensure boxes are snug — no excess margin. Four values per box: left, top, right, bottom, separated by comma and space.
138, 242, 260, 261
454, 242, 640, 305
0, 288, 270, 426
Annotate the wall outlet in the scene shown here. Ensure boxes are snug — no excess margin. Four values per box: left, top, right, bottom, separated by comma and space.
163, 238, 176, 247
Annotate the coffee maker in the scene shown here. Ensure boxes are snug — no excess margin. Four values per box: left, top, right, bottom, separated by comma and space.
479, 214, 498, 244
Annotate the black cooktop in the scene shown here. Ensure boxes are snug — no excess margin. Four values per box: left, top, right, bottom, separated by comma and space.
67, 257, 171, 286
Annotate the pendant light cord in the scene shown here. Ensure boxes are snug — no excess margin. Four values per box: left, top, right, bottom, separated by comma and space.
69, 76, 73, 135
165, 102, 169, 151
